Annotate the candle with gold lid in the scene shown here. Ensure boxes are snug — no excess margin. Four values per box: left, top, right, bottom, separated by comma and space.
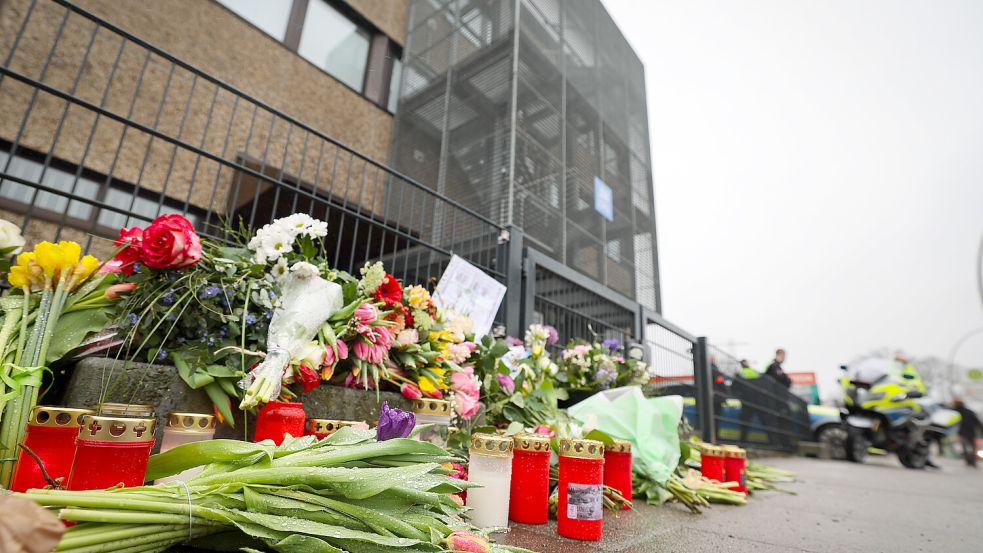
306, 419, 366, 439
411, 398, 451, 446
509, 433, 552, 524
67, 415, 156, 490
557, 438, 605, 541
9, 406, 94, 492
603, 439, 632, 510
154, 413, 216, 484
96, 402, 155, 418
466, 433, 514, 529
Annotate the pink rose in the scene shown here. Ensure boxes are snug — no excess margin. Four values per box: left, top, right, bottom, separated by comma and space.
112, 227, 143, 275
451, 366, 480, 420
138, 215, 201, 270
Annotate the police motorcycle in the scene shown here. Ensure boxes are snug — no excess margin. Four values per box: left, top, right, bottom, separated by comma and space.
840, 360, 957, 469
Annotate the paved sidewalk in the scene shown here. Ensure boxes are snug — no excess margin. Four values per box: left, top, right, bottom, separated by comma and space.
501, 455, 983, 552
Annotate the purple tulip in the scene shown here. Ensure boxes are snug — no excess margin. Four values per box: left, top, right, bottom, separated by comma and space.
497, 373, 515, 394
376, 401, 416, 441
602, 338, 620, 353
545, 325, 559, 346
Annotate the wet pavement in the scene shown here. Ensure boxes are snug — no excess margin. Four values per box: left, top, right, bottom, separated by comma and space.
499, 455, 983, 552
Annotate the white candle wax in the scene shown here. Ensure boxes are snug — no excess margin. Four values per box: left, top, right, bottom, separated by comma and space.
466, 451, 513, 528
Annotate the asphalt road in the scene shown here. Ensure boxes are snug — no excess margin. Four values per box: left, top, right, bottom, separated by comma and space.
501, 455, 983, 552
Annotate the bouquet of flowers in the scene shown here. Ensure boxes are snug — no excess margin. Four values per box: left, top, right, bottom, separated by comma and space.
112, 214, 357, 419
0, 236, 118, 486
467, 324, 564, 431
557, 336, 648, 393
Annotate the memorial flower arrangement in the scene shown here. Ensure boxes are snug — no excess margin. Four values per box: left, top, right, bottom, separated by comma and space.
0, 237, 117, 487
557, 337, 648, 393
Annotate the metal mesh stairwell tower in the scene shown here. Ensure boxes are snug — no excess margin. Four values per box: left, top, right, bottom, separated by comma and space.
391, 0, 661, 322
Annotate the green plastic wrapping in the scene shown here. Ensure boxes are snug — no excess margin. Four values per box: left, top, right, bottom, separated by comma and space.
567, 386, 682, 484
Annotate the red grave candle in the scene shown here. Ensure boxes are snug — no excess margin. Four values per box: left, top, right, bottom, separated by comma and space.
557, 438, 605, 541
10, 407, 94, 492
509, 433, 552, 524
602, 439, 632, 510
253, 401, 305, 445
722, 445, 748, 494
67, 415, 157, 490
700, 444, 725, 481
306, 419, 362, 440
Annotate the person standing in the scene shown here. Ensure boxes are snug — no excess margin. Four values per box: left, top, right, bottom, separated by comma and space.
953, 399, 982, 467
763, 349, 792, 448
765, 349, 792, 388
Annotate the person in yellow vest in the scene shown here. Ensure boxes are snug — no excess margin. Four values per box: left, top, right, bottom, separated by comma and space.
740, 359, 760, 379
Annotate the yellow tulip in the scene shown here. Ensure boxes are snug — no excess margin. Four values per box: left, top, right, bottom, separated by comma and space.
418, 376, 436, 394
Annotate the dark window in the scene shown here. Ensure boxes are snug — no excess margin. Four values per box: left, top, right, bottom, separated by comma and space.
0, 145, 205, 237
215, 0, 401, 112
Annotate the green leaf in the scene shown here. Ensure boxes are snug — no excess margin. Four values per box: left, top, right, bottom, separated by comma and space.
509, 394, 525, 409
584, 429, 614, 446
145, 439, 274, 481
44, 307, 111, 364
271, 535, 346, 553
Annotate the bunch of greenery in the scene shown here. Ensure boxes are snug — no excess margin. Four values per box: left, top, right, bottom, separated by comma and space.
21, 427, 536, 553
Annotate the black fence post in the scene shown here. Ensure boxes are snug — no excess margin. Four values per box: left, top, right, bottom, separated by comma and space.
501, 224, 524, 338
694, 336, 716, 444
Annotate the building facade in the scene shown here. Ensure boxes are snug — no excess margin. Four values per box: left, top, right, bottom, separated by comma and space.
0, 0, 407, 257
391, 0, 660, 313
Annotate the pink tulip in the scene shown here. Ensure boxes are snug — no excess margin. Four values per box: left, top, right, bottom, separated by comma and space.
400, 382, 423, 400
443, 531, 488, 553
105, 282, 137, 300
354, 303, 378, 325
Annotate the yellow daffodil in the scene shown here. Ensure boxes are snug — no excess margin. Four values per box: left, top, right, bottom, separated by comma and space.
74, 255, 99, 284
34, 241, 81, 283
7, 251, 37, 289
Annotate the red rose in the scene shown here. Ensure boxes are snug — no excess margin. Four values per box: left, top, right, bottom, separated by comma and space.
374, 274, 403, 306
139, 214, 202, 270
113, 227, 143, 275
297, 363, 321, 393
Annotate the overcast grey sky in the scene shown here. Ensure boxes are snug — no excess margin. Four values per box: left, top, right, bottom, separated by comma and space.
604, 0, 983, 398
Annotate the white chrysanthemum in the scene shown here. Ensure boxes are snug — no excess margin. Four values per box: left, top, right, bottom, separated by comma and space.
306, 219, 328, 238
271, 257, 289, 280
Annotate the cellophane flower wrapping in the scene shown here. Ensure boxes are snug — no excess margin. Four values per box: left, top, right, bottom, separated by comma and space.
239, 272, 343, 408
